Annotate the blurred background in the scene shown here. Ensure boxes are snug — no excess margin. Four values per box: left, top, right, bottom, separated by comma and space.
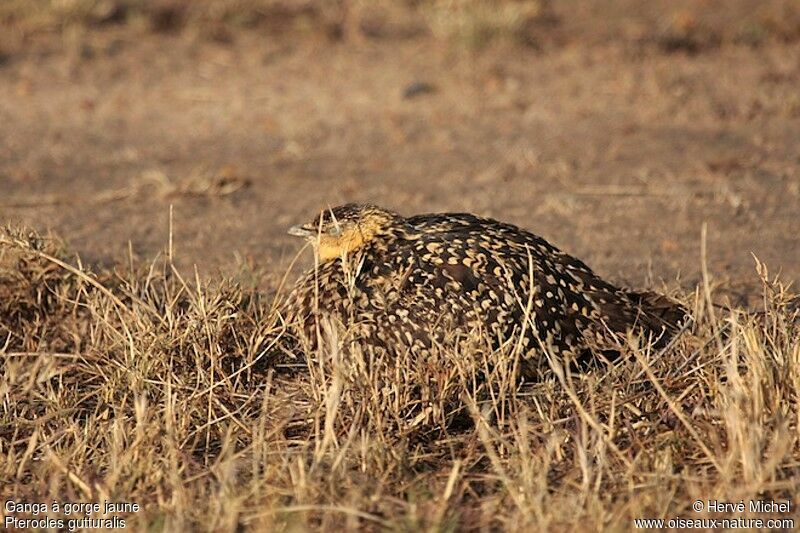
1, 0, 798, 295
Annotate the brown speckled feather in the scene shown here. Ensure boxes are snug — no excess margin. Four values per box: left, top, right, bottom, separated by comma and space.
283, 205, 687, 377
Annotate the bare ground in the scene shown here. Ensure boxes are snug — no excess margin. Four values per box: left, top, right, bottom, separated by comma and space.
1, 0, 799, 296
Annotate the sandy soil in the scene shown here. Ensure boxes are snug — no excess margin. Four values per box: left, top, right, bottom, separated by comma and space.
2, 1, 799, 299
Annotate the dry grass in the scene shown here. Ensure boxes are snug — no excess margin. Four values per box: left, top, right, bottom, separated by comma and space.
0, 0, 549, 48
0, 0, 328, 39
5, 0, 800, 49
1, 225, 799, 531
419, 0, 543, 48
5, 0, 800, 58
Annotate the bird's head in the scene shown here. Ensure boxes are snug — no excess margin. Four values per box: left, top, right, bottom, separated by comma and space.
288, 203, 404, 262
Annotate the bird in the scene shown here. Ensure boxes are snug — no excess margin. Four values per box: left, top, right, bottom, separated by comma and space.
281, 203, 686, 378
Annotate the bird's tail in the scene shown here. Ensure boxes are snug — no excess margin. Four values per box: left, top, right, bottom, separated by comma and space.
625, 290, 689, 347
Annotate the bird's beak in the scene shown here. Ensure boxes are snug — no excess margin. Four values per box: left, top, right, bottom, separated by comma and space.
288, 225, 315, 238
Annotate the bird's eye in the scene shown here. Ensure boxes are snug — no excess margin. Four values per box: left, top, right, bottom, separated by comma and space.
328, 225, 343, 236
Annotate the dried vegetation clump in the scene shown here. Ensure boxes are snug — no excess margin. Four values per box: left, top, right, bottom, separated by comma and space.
1, 225, 799, 530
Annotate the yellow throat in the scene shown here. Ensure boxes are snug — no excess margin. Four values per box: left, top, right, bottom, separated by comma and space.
315, 225, 371, 262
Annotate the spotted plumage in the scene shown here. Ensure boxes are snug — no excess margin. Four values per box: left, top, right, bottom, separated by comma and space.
283, 204, 686, 377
